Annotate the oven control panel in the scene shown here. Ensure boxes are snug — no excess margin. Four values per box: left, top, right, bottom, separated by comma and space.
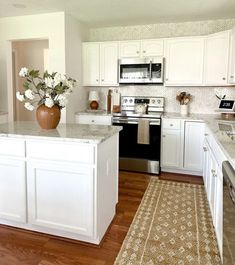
121, 96, 164, 112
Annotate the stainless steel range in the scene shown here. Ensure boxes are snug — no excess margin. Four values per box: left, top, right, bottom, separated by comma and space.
112, 96, 164, 174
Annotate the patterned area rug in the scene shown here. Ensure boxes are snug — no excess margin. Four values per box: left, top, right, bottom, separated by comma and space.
114, 178, 221, 265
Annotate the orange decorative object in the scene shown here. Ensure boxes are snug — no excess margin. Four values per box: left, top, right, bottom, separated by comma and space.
90, 100, 99, 110
36, 104, 61, 129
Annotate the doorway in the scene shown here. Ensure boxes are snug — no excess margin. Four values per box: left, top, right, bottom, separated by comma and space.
12, 39, 49, 121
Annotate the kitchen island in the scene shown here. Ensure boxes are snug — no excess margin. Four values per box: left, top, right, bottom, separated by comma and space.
0, 122, 122, 244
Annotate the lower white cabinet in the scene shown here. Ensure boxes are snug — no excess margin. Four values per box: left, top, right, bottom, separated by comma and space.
27, 160, 94, 236
184, 121, 204, 171
161, 118, 204, 175
0, 158, 26, 223
75, 114, 112, 125
161, 130, 181, 168
202, 127, 225, 257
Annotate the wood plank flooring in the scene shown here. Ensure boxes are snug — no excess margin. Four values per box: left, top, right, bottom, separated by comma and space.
0, 171, 203, 265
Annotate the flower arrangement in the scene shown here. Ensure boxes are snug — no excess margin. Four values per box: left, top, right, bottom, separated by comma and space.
176, 91, 192, 105
16, 67, 77, 111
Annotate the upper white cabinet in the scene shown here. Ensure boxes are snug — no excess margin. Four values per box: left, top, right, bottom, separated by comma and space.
83, 42, 118, 86
184, 121, 204, 171
204, 30, 230, 85
165, 37, 204, 86
119, 40, 141, 58
83, 43, 100, 86
228, 27, 235, 84
119, 39, 164, 58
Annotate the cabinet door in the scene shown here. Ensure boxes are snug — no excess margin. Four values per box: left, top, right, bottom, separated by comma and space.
204, 30, 230, 85
161, 130, 181, 168
119, 41, 141, 58
0, 158, 26, 223
184, 121, 204, 171
165, 37, 204, 85
202, 140, 209, 187
27, 160, 94, 237
228, 28, 235, 84
100, 42, 118, 86
141, 39, 164, 57
214, 169, 223, 256
83, 42, 100, 86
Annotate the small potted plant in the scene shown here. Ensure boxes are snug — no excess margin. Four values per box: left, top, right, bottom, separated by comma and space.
16, 67, 77, 129
176, 91, 192, 115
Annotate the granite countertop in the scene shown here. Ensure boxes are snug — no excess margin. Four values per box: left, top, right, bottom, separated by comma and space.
75, 110, 112, 116
0, 122, 122, 144
162, 112, 223, 121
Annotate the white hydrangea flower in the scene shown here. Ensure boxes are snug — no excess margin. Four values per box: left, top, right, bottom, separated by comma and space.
54, 73, 66, 86
57, 94, 68, 107
44, 77, 54, 88
19, 67, 29, 77
24, 102, 34, 111
45, 97, 54, 108
16, 91, 24, 102
25, 89, 35, 100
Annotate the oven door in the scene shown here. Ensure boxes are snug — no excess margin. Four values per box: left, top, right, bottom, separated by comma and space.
113, 117, 161, 174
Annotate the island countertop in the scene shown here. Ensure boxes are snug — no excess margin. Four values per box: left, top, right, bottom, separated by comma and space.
0, 121, 122, 144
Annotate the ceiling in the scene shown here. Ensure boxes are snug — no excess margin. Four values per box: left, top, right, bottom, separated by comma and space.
0, 0, 235, 27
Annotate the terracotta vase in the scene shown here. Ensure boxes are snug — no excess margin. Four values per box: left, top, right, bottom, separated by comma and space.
36, 104, 61, 129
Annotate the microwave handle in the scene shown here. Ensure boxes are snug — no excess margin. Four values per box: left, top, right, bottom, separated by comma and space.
149, 60, 152, 80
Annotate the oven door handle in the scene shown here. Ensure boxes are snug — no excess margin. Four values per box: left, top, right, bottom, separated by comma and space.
113, 119, 160, 125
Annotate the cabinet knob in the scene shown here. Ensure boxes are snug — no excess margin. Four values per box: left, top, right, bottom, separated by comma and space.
101, 79, 104, 82
91, 120, 95, 122
165, 78, 168, 81
203, 147, 207, 152
143, 50, 146, 53
204, 133, 208, 136
136, 51, 140, 54
96, 79, 99, 82
162, 135, 166, 137
222, 77, 226, 80
230, 75, 234, 78
170, 124, 173, 126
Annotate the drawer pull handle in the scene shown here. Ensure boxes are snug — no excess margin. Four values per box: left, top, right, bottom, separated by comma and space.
204, 133, 208, 136
203, 147, 207, 152
222, 77, 226, 80
92, 120, 95, 122
162, 135, 166, 137
170, 124, 173, 126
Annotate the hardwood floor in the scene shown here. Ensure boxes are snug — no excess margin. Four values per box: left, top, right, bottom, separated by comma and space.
0, 171, 203, 265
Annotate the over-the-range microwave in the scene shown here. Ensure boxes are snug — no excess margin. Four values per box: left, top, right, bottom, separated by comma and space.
118, 57, 164, 84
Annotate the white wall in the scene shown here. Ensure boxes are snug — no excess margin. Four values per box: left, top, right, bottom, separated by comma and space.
0, 12, 66, 121
12, 39, 49, 121
64, 14, 88, 123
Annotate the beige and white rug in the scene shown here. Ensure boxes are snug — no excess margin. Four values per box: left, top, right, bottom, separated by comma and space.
114, 178, 221, 265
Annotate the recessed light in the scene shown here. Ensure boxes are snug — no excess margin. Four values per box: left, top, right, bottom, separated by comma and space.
12, 3, 26, 9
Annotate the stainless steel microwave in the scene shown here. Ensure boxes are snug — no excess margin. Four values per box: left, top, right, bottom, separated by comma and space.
118, 57, 164, 84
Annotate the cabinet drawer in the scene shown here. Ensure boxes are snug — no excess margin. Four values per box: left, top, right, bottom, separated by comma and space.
76, 115, 112, 125
0, 138, 25, 157
27, 141, 95, 164
162, 119, 181, 130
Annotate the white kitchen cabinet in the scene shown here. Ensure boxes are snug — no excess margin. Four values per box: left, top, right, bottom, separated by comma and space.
119, 40, 141, 58
184, 121, 204, 171
204, 30, 230, 85
0, 158, 26, 223
119, 39, 164, 58
83, 42, 118, 86
27, 160, 94, 236
228, 28, 235, 84
100, 42, 118, 86
83, 42, 100, 86
75, 114, 112, 125
161, 130, 181, 168
165, 37, 204, 85
161, 118, 204, 175
202, 126, 226, 257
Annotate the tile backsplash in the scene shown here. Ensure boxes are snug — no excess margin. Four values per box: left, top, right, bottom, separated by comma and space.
87, 86, 235, 114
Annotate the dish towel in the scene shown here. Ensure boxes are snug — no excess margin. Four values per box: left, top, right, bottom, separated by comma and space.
137, 119, 150, 145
